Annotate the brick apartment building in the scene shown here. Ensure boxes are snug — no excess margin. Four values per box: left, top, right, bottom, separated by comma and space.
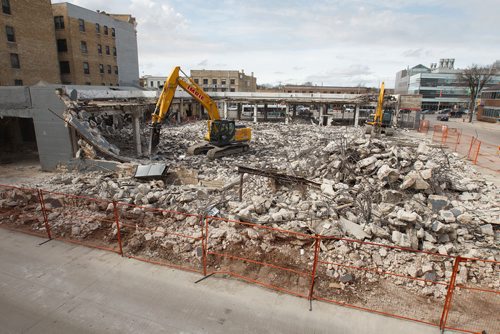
0, 1, 138, 87
0, 0, 60, 86
52, 3, 139, 86
190, 69, 257, 92
477, 85, 500, 123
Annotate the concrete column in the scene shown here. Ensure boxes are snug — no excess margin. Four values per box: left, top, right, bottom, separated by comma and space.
285, 104, 290, 125
223, 100, 228, 119
178, 99, 183, 123
253, 104, 258, 124
237, 103, 242, 120
354, 104, 360, 127
10, 118, 23, 146
319, 105, 323, 126
132, 111, 142, 156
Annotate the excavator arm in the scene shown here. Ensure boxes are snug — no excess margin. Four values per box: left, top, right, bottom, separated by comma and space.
149, 66, 223, 154
148, 66, 251, 158
374, 81, 385, 124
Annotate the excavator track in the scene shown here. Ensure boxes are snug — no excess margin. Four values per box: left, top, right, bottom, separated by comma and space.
207, 143, 249, 160
187, 142, 213, 155
187, 142, 249, 159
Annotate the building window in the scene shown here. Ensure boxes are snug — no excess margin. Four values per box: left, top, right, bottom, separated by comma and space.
230, 79, 235, 85
105, 45, 110, 55
221, 79, 226, 85
60, 61, 70, 74
483, 108, 499, 118
114, 66, 118, 75
203, 79, 208, 84
104, 25, 108, 35
10, 53, 19, 68
85, 82, 91, 85
212, 79, 217, 84
2, 0, 11, 14
5, 25, 15, 42
107, 65, 111, 74
14, 79, 23, 86
111, 27, 115, 37
99, 64, 104, 74
230, 88, 235, 92
54, 16, 65, 29
57, 39, 67, 52
78, 19, 85, 32
83, 62, 90, 74
80, 41, 88, 53
194, 79, 199, 84
150, 81, 154, 87
97, 44, 102, 54
95, 23, 100, 33
112, 47, 116, 56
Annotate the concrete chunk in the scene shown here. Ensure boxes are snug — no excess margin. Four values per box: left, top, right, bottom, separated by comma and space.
339, 217, 369, 240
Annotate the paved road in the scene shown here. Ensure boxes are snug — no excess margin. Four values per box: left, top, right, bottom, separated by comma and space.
423, 114, 500, 144
0, 229, 443, 334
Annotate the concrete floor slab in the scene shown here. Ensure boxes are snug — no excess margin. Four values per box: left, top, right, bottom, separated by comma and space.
0, 229, 445, 334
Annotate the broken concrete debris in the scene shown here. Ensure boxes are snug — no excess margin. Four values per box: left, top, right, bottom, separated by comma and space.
2, 120, 499, 297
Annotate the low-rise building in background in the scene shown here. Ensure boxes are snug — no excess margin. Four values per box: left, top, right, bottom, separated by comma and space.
395, 58, 500, 111
190, 69, 257, 92
477, 85, 500, 123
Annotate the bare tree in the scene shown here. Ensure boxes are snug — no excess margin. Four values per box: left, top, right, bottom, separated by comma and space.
458, 65, 494, 122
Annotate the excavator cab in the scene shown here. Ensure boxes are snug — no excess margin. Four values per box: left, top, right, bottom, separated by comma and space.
209, 120, 236, 146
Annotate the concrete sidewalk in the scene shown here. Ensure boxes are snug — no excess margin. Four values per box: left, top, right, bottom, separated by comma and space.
0, 229, 441, 334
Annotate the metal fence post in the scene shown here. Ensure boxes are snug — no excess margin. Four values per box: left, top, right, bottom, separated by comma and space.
467, 137, 475, 159
201, 215, 207, 276
308, 236, 321, 302
473, 141, 481, 165
112, 201, 123, 256
203, 215, 209, 276
37, 189, 51, 239
439, 256, 462, 332
454, 131, 461, 152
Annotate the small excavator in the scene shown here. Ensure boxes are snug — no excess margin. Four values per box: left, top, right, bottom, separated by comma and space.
365, 82, 395, 136
149, 66, 251, 159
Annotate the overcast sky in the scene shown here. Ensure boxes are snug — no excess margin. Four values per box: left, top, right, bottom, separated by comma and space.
52, 0, 500, 88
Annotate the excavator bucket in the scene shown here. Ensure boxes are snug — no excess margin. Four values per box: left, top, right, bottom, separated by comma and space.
149, 124, 161, 155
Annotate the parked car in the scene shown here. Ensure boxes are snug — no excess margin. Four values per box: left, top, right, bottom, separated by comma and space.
450, 111, 465, 118
421, 109, 432, 114
437, 108, 451, 114
437, 114, 449, 121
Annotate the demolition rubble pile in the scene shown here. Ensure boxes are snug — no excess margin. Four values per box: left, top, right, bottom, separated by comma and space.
1, 121, 498, 296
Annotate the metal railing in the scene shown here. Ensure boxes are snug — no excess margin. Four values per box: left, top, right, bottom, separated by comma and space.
0, 184, 498, 333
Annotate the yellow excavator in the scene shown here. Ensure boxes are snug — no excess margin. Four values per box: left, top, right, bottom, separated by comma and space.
149, 66, 252, 159
365, 82, 394, 136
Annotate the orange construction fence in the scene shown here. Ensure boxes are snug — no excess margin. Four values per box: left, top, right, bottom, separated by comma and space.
418, 119, 430, 134
0, 183, 498, 333
430, 126, 500, 173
